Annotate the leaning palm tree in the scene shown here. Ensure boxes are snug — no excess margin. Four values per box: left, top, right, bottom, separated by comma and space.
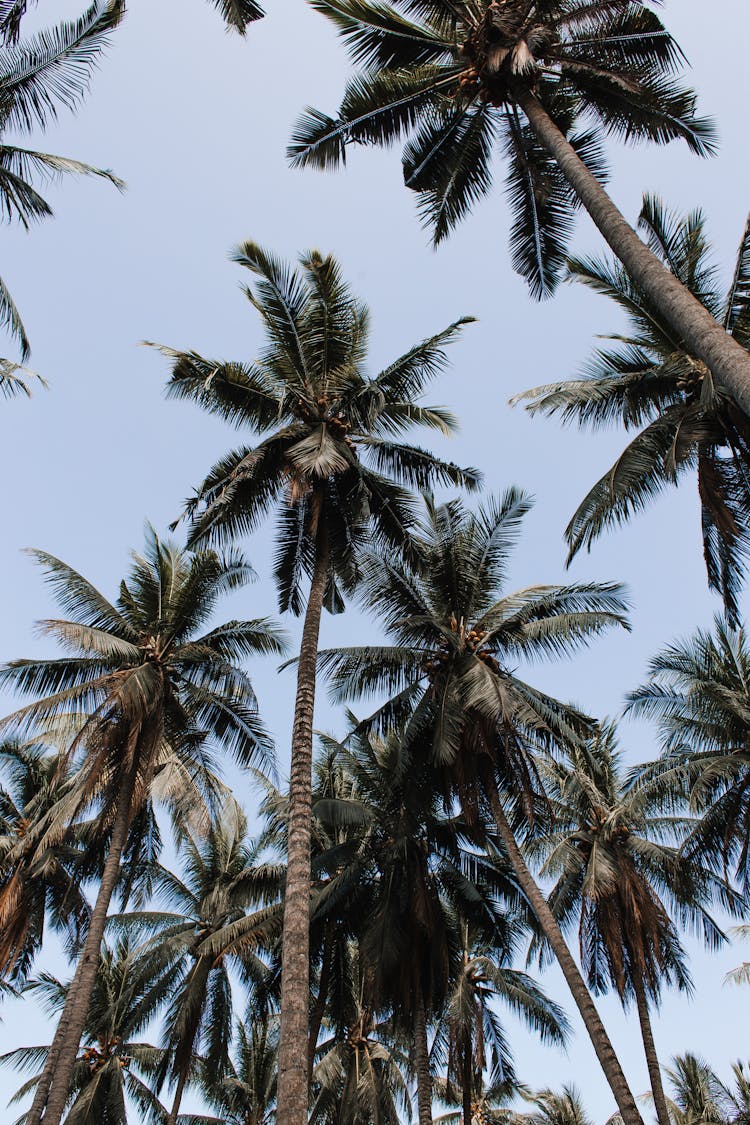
290, 1, 750, 417
317, 491, 643, 1124
0, 527, 284, 1125
530, 726, 738, 1125
513, 197, 750, 622
0, 0, 125, 362
151, 241, 479, 1124
0, 736, 89, 986
627, 617, 750, 897
3, 938, 177, 1125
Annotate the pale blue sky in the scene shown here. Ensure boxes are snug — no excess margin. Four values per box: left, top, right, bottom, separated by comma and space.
1, 0, 749, 1120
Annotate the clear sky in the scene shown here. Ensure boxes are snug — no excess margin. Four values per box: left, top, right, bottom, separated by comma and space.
1, 0, 749, 1120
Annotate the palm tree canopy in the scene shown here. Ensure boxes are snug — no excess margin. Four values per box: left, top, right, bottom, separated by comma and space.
0, 737, 89, 984
0, 0, 125, 359
289, 0, 714, 297
209, 0, 265, 32
317, 490, 629, 815
627, 617, 750, 894
2, 938, 177, 1125
529, 724, 737, 1002
199, 1016, 279, 1125
121, 801, 277, 1099
151, 243, 480, 614
514, 196, 750, 622
0, 527, 286, 855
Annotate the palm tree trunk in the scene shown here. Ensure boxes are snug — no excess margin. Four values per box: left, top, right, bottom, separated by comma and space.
414, 985, 433, 1125
633, 973, 671, 1125
166, 1067, 191, 1125
462, 1050, 473, 1125
515, 87, 750, 419
27, 761, 137, 1125
308, 923, 334, 1079
276, 533, 330, 1125
481, 767, 643, 1125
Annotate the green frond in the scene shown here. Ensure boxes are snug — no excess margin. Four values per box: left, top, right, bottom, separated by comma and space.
209, 0, 264, 33
0, 0, 125, 133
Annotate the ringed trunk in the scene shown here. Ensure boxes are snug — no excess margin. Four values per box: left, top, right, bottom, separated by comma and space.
28, 760, 138, 1125
633, 973, 672, 1125
515, 88, 750, 419
481, 766, 643, 1125
413, 984, 433, 1125
276, 534, 330, 1125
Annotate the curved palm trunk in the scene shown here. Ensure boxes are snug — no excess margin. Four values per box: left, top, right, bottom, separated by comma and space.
633, 973, 672, 1125
27, 762, 137, 1125
414, 985, 433, 1125
515, 88, 750, 419
276, 535, 330, 1125
481, 769, 643, 1125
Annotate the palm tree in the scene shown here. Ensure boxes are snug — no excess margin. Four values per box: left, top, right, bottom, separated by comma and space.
200, 1015, 279, 1125
517, 1086, 594, 1125
3, 938, 177, 1125
317, 491, 643, 1125
662, 1054, 740, 1125
0, 736, 89, 985
530, 725, 738, 1125
0, 0, 125, 362
627, 617, 750, 897
151, 241, 479, 1125
310, 942, 412, 1125
432, 921, 569, 1125
0, 0, 263, 44
513, 197, 750, 622
0, 527, 284, 1125
123, 800, 278, 1125
208, 0, 264, 31
289, 1, 750, 418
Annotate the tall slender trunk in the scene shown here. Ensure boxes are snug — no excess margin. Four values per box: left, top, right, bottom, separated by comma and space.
462, 1049, 473, 1125
165, 957, 213, 1125
515, 88, 750, 419
633, 973, 672, 1125
480, 766, 643, 1125
308, 923, 334, 1079
413, 985, 433, 1125
166, 1067, 191, 1125
276, 533, 330, 1125
28, 762, 137, 1125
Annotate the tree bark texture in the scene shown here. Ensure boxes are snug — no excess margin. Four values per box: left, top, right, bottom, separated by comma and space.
481, 769, 644, 1125
633, 972, 672, 1125
516, 88, 750, 419
29, 761, 137, 1125
276, 536, 330, 1125
413, 985, 433, 1125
